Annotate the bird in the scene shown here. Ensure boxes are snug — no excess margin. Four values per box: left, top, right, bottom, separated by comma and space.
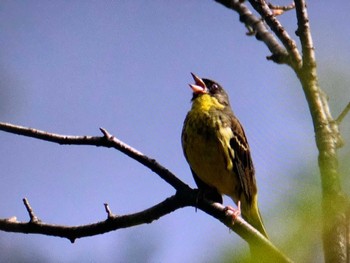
181, 73, 268, 239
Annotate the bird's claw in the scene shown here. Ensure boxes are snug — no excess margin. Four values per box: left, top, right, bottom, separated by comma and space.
224, 201, 241, 220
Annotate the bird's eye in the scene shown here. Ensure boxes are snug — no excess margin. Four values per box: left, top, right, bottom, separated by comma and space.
211, 84, 219, 92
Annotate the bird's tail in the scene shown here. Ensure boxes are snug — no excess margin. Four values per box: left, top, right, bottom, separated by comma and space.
243, 201, 269, 262
244, 204, 268, 239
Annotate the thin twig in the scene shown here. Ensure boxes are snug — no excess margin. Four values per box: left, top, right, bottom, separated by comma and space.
104, 203, 115, 219
23, 198, 40, 223
336, 102, 350, 124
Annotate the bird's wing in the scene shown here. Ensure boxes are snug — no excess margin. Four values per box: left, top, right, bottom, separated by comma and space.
229, 117, 257, 204
181, 120, 223, 204
190, 168, 223, 204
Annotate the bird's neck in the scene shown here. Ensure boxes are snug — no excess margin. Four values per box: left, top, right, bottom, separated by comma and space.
191, 94, 225, 113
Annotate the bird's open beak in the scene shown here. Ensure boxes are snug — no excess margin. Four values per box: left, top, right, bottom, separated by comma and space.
189, 73, 207, 94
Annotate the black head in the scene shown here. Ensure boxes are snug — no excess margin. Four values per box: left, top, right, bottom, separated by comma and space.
189, 73, 230, 106
202, 78, 230, 106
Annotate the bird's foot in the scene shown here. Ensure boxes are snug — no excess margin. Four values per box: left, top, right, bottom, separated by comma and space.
224, 201, 241, 220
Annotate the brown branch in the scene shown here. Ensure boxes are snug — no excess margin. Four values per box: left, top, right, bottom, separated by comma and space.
294, 0, 314, 68
293, 1, 348, 262
0, 191, 292, 262
294, 0, 343, 150
215, 1, 349, 262
248, 0, 302, 69
0, 121, 293, 261
0, 122, 188, 191
196, 200, 293, 263
1, 194, 187, 243
215, 0, 290, 65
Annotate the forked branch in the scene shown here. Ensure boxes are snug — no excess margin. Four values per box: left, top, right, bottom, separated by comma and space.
0, 121, 292, 262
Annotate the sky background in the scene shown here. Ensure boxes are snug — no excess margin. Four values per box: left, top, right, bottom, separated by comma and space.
1, 1, 349, 262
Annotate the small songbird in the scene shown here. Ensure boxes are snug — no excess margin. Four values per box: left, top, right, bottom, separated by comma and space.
181, 73, 268, 238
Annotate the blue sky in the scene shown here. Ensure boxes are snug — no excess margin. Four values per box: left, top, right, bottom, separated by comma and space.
1, 1, 349, 262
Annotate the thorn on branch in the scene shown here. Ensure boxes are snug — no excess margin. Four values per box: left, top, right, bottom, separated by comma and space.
99, 127, 111, 139
336, 102, 350, 125
23, 198, 40, 223
104, 203, 115, 219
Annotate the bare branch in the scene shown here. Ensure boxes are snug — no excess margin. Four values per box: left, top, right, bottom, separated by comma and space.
1, 194, 186, 243
293, 0, 343, 150
292, 1, 347, 262
0, 189, 292, 262
248, 0, 302, 69
215, 0, 290, 65
294, 0, 315, 68
215, 1, 349, 261
0, 122, 188, 191
196, 199, 293, 262
0, 121, 293, 261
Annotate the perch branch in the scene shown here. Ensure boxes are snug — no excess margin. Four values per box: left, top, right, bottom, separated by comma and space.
0, 191, 292, 262
196, 199, 293, 262
0, 121, 293, 261
0, 122, 188, 191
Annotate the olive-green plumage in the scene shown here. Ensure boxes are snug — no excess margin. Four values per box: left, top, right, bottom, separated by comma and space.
182, 73, 268, 238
